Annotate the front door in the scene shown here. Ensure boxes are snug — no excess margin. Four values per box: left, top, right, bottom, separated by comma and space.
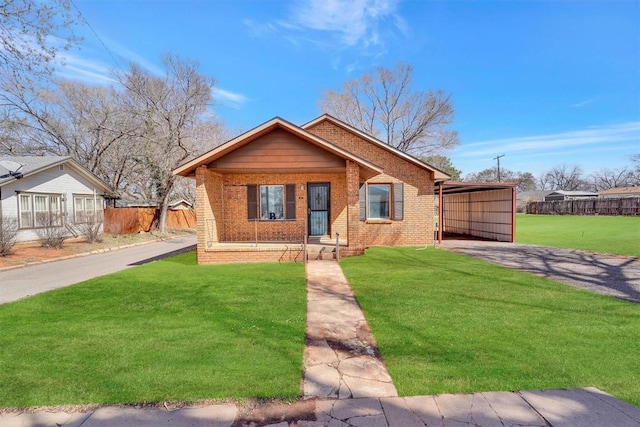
307, 183, 330, 236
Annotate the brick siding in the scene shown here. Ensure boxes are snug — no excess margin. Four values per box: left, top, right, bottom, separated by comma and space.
193, 117, 436, 264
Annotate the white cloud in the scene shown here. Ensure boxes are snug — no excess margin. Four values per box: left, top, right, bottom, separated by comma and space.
211, 87, 249, 109
55, 51, 117, 85
571, 98, 596, 108
458, 122, 640, 158
249, 0, 404, 55
292, 0, 402, 47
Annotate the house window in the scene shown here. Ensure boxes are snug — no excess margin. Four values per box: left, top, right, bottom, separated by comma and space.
367, 184, 390, 219
74, 195, 103, 224
260, 185, 284, 220
359, 182, 404, 221
18, 193, 63, 229
247, 184, 296, 221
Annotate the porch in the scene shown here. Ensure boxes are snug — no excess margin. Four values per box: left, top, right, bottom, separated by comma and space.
199, 234, 357, 264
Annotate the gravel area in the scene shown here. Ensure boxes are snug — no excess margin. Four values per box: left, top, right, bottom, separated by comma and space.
441, 240, 640, 303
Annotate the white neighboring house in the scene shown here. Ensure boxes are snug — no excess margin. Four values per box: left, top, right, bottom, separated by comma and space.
0, 156, 116, 242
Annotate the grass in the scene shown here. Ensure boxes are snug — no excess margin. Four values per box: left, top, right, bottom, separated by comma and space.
0, 252, 307, 408
517, 214, 640, 257
340, 247, 640, 406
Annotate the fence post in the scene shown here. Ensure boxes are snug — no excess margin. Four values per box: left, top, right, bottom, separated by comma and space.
335, 232, 340, 261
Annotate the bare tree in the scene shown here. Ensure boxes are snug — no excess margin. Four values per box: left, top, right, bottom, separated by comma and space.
118, 54, 220, 232
591, 167, 636, 191
319, 63, 459, 157
0, 0, 78, 79
465, 167, 536, 192
631, 154, 640, 185
0, 79, 143, 195
538, 165, 589, 191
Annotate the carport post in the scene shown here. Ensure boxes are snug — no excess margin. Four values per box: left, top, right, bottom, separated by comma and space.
438, 182, 443, 244
511, 186, 516, 243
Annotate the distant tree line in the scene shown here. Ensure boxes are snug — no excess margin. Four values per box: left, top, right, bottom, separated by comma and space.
463, 161, 640, 193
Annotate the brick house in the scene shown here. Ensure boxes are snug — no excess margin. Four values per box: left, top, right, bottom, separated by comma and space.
173, 115, 450, 264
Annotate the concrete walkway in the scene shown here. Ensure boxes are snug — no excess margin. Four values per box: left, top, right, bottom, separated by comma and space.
2, 387, 640, 426
0, 235, 196, 304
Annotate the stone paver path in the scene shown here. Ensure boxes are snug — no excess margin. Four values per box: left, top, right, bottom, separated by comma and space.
303, 260, 397, 399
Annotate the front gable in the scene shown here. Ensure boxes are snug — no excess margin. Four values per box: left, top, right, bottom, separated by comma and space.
174, 117, 382, 179
208, 128, 346, 172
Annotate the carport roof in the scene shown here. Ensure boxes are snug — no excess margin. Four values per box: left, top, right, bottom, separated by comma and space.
435, 181, 516, 195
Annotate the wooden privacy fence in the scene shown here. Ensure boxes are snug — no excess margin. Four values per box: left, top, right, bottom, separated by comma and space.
104, 208, 196, 234
526, 197, 640, 216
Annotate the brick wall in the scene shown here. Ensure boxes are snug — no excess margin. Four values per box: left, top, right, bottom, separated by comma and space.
306, 120, 435, 247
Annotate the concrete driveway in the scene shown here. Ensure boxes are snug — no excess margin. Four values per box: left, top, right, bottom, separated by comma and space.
441, 240, 640, 303
0, 235, 196, 304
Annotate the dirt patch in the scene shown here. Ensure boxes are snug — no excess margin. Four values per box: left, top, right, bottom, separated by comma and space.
0, 230, 195, 270
232, 398, 316, 427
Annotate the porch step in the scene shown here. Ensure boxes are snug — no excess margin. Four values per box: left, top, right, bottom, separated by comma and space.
306, 245, 337, 261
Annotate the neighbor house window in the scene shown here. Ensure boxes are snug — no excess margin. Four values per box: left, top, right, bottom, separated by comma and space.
359, 182, 404, 221
74, 195, 103, 224
18, 193, 63, 228
247, 184, 296, 221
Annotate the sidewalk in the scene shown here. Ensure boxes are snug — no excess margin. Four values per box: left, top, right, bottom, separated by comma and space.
2, 259, 640, 426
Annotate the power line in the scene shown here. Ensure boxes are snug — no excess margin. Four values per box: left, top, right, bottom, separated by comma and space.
69, 0, 127, 73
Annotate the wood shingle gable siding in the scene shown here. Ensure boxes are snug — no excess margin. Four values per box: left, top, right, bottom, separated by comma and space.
210, 129, 345, 171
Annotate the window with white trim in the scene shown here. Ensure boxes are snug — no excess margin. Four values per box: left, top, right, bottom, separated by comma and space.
359, 182, 404, 221
74, 195, 104, 224
18, 193, 63, 228
367, 184, 391, 219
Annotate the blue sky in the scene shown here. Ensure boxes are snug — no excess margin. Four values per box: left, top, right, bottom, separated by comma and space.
65, 0, 639, 177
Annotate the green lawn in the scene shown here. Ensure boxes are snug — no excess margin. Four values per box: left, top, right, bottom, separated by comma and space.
341, 247, 640, 406
0, 252, 307, 408
517, 214, 640, 257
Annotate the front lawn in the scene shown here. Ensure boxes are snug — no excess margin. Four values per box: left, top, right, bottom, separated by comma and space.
0, 252, 307, 408
517, 214, 640, 257
341, 247, 640, 406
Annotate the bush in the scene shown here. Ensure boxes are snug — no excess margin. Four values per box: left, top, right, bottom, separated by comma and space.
34, 215, 68, 249
0, 217, 19, 256
78, 220, 103, 243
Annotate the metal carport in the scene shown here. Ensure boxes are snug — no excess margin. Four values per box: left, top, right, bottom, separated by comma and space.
435, 182, 516, 243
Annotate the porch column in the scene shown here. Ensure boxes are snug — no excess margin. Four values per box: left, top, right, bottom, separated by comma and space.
195, 166, 223, 261
346, 160, 363, 251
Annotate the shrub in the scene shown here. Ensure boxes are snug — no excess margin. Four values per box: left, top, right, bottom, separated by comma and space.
0, 217, 19, 256
77, 220, 103, 243
34, 214, 68, 249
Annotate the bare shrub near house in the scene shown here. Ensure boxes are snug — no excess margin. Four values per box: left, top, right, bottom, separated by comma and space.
77, 219, 103, 243
0, 218, 19, 256
34, 214, 68, 248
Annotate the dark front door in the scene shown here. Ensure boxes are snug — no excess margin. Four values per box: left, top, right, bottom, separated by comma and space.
307, 183, 330, 236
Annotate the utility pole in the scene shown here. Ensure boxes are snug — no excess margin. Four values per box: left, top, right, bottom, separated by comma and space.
493, 154, 505, 182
